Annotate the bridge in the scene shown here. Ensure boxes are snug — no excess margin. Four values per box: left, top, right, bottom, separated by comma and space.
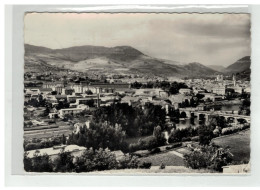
179, 108, 250, 124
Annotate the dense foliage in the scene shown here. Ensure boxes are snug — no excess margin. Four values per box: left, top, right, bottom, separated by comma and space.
131, 81, 189, 95
92, 103, 166, 137
184, 145, 233, 172
67, 122, 127, 151
24, 135, 66, 151
168, 127, 198, 143
24, 148, 141, 173
129, 126, 166, 152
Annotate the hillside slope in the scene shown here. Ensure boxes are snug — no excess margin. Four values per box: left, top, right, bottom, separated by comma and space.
24, 44, 218, 78
225, 56, 251, 73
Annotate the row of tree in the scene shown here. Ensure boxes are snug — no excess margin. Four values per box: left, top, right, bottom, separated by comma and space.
131, 81, 189, 95
24, 148, 143, 173
91, 103, 166, 137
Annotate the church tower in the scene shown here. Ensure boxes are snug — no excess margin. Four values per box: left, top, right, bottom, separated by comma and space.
233, 74, 236, 87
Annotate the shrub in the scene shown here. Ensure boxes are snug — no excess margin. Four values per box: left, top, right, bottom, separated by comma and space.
150, 147, 161, 154
182, 137, 191, 142
171, 142, 182, 148
166, 142, 182, 150
129, 136, 159, 152
139, 161, 152, 169
160, 163, 166, 169
168, 128, 198, 144
198, 125, 214, 145
184, 145, 233, 172
221, 124, 250, 136
117, 154, 139, 169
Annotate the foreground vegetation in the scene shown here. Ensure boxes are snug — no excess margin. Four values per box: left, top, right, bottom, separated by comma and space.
24, 148, 152, 173
212, 129, 250, 163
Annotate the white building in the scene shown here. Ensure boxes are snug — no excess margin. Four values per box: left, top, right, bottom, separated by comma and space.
222, 163, 250, 174
59, 108, 83, 117
212, 86, 226, 95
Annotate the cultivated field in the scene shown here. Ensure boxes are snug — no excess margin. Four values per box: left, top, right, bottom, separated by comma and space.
212, 129, 250, 163
24, 124, 72, 140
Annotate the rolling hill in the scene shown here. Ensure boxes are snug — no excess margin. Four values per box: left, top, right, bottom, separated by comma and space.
207, 65, 226, 72
224, 56, 251, 73
24, 44, 218, 78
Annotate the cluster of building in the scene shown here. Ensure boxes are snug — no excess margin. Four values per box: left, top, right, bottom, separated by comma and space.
185, 74, 250, 97
24, 81, 132, 118
24, 72, 251, 133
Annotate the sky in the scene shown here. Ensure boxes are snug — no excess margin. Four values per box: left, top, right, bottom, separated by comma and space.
24, 13, 251, 67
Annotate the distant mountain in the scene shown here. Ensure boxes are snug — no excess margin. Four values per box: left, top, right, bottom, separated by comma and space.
183, 62, 217, 75
224, 56, 251, 73
207, 65, 226, 72
24, 44, 218, 78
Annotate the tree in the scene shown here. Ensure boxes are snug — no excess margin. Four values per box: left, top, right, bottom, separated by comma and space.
24, 152, 53, 172
43, 107, 50, 117
184, 145, 233, 172
85, 90, 93, 95
53, 151, 75, 172
62, 134, 66, 145
51, 91, 57, 95
184, 149, 210, 169
168, 129, 183, 143
153, 126, 166, 146
169, 82, 189, 95
67, 122, 126, 151
24, 152, 33, 172
198, 125, 214, 145
86, 99, 95, 107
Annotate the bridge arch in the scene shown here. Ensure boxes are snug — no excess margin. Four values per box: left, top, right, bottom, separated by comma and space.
180, 111, 187, 118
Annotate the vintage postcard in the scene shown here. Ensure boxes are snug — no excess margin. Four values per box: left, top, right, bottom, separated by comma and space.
23, 13, 251, 174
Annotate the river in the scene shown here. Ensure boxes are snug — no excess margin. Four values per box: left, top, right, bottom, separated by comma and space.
176, 104, 241, 129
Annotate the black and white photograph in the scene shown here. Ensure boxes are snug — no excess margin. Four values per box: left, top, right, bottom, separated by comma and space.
23, 13, 251, 174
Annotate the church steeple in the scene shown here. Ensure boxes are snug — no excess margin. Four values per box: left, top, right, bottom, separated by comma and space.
233, 74, 236, 87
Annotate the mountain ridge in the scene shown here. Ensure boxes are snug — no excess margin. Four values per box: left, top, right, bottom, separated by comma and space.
24, 44, 220, 78
224, 56, 251, 73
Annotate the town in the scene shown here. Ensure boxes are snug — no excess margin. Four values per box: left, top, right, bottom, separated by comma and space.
24, 69, 251, 173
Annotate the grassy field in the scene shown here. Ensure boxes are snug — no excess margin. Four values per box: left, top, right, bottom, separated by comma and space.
139, 151, 184, 166
89, 166, 216, 174
212, 129, 250, 163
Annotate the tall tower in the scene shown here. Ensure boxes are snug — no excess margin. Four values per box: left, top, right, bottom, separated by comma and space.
233, 74, 236, 87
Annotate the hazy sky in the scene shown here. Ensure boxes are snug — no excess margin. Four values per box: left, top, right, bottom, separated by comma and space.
24, 13, 251, 66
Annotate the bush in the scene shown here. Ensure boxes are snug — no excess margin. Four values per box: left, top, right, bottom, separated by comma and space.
150, 147, 161, 154
184, 145, 233, 172
221, 124, 250, 135
168, 128, 198, 144
182, 137, 191, 142
171, 142, 182, 148
198, 125, 214, 145
160, 163, 166, 169
139, 161, 152, 169
25, 148, 141, 173
129, 136, 159, 152
117, 154, 139, 169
